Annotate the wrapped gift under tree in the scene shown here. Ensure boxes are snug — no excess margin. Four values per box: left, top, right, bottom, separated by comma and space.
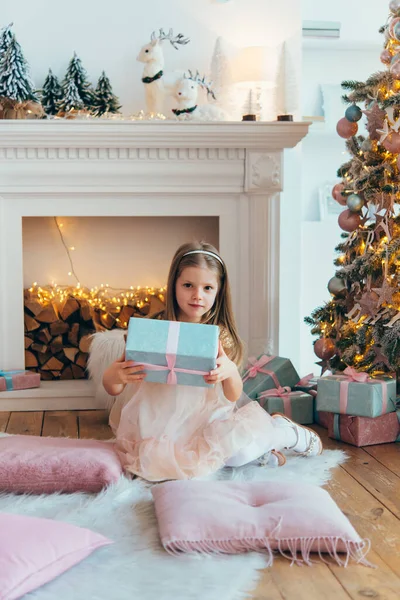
125, 317, 219, 387
242, 355, 299, 400
0, 370, 40, 392
328, 412, 400, 447
316, 367, 396, 418
257, 386, 314, 425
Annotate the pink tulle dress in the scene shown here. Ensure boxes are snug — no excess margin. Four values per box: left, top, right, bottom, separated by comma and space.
109, 380, 277, 482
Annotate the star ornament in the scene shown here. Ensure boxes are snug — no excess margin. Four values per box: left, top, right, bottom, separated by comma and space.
358, 291, 380, 317
376, 119, 391, 143
371, 344, 392, 370
372, 279, 395, 307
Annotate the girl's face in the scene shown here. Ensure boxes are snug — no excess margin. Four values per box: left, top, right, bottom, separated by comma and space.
175, 266, 219, 322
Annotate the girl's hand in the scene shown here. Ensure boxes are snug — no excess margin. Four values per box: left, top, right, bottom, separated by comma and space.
108, 353, 147, 385
204, 341, 237, 384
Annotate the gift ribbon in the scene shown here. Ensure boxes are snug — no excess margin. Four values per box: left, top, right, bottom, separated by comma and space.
257, 386, 305, 419
136, 321, 213, 385
333, 414, 341, 440
294, 373, 317, 397
0, 370, 25, 391
335, 366, 388, 415
242, 355, 280, 387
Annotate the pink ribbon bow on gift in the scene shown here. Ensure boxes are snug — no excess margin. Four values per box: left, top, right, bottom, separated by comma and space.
242, 355, 280, 387
139, 321, 213, 385
257, 386, 304, 419
295, 373, 318, 397
336, 366, 388, 415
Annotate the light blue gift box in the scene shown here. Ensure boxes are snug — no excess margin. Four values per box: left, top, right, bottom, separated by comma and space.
316, 375, 397, 418
125, 317, 219, 387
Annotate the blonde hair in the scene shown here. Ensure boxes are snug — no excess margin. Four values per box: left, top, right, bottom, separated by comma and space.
156, 241, 243, 366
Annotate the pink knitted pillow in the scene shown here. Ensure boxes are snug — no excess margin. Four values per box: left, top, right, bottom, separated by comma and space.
0, 435, 122, 494
152, 480, 371, 566
0, 513, 112, 600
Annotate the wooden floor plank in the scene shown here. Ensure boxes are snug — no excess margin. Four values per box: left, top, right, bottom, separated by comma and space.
321, 433, 400, 520
246, 567, 285, 600
77, 410, 113, 440
268, 557, 351, 600
6, 411, 43, 436
325, 467, 400, 578
42, 411, 79, 438
0, 412, 10, 432
364, 444, 400, 479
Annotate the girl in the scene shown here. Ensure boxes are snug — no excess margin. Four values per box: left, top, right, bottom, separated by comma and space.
103, 241, 323, 482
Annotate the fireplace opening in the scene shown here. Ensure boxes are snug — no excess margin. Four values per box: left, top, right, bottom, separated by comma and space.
22, 216, 219, 380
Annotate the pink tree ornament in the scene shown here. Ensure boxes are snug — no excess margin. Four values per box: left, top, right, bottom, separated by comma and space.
382, 131, 400, 153
336, 118, 358, 139
381, 49, 392, 65
331, 183, 347, 205
338, 209, 361, 232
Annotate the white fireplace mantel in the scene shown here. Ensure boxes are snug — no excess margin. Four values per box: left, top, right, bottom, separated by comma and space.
0, 120, 309, 410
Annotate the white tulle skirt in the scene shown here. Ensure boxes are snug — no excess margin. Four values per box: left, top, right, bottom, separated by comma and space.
109, 381, 278, 482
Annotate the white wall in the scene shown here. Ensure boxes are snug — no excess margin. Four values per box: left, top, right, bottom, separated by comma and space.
22, 217, 218, 289
299, 1, 388, 375
3, 0, 300, 116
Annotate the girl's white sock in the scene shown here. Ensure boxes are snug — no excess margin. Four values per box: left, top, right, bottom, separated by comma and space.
272, 415, 303, 451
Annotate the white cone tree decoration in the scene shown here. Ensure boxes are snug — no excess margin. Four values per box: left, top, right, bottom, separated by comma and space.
209, 36, 234, 116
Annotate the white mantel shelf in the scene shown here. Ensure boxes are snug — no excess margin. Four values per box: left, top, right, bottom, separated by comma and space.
0, 120, 310, 151
0, 119, 310, 410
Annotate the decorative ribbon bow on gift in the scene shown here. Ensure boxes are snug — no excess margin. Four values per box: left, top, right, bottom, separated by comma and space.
336, 366, 388, 414
242, 355, 280, 387
257, 386, 304, 419
295, 373, 318, 397
0, 370, 25, 391
137, 322, 212, 385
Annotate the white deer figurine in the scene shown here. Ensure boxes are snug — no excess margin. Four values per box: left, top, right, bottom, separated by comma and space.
171, 70, 229, 121
137, 28, 190, 115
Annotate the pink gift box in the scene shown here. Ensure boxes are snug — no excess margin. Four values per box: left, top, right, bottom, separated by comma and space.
328, 411, 399, 447
314, 410, 331, 429
0, 370, 41, 392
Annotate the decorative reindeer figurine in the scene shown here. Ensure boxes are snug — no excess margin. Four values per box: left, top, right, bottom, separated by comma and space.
171, 70, 229, 121
137, 28, 190, 115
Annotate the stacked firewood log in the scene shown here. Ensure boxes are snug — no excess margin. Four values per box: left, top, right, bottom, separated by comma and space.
24, 290, 165, 380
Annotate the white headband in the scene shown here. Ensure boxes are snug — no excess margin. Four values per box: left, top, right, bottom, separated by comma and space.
182, 250, 224, 267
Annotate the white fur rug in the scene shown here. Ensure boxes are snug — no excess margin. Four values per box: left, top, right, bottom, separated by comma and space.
0, 450, 347, 600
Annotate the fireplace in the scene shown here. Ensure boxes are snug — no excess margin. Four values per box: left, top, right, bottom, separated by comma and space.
0, 120, 309, 410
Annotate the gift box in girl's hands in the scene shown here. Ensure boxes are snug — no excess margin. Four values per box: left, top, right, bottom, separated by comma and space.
241, 355, 299, 400
125, 317, 219, 387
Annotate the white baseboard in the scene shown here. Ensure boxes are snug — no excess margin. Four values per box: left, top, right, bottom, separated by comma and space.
0, 380, 106, 412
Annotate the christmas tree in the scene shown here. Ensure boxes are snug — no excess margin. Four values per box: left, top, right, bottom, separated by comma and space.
0, 32, 39, 102
0, 22, 13, 56
209, 37, 234, 115
41, 69, 62, 115
305, 0, 400, 376
60, 52, 94, 110
91, 71, 121, 116
57, 78, 84, 113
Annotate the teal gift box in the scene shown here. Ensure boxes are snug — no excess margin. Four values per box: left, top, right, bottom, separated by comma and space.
316, 373, 397, 418
241, 355, 299, 400
257, 389, 314, 425
125, 318, 219, 387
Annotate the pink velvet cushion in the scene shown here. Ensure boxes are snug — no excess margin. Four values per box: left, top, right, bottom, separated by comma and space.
0, 512, 112, 600
152, 480, 370, 566
0, 435, 123, 494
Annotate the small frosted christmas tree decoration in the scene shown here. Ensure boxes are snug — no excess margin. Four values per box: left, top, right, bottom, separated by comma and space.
0, 22, 13, 56
57, 78, 84, 113
209, 36, 234, 115
41, 69, 62, 115
61, 52, 94, 110
92, 71, 121, 116
0, 32, 39, 102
